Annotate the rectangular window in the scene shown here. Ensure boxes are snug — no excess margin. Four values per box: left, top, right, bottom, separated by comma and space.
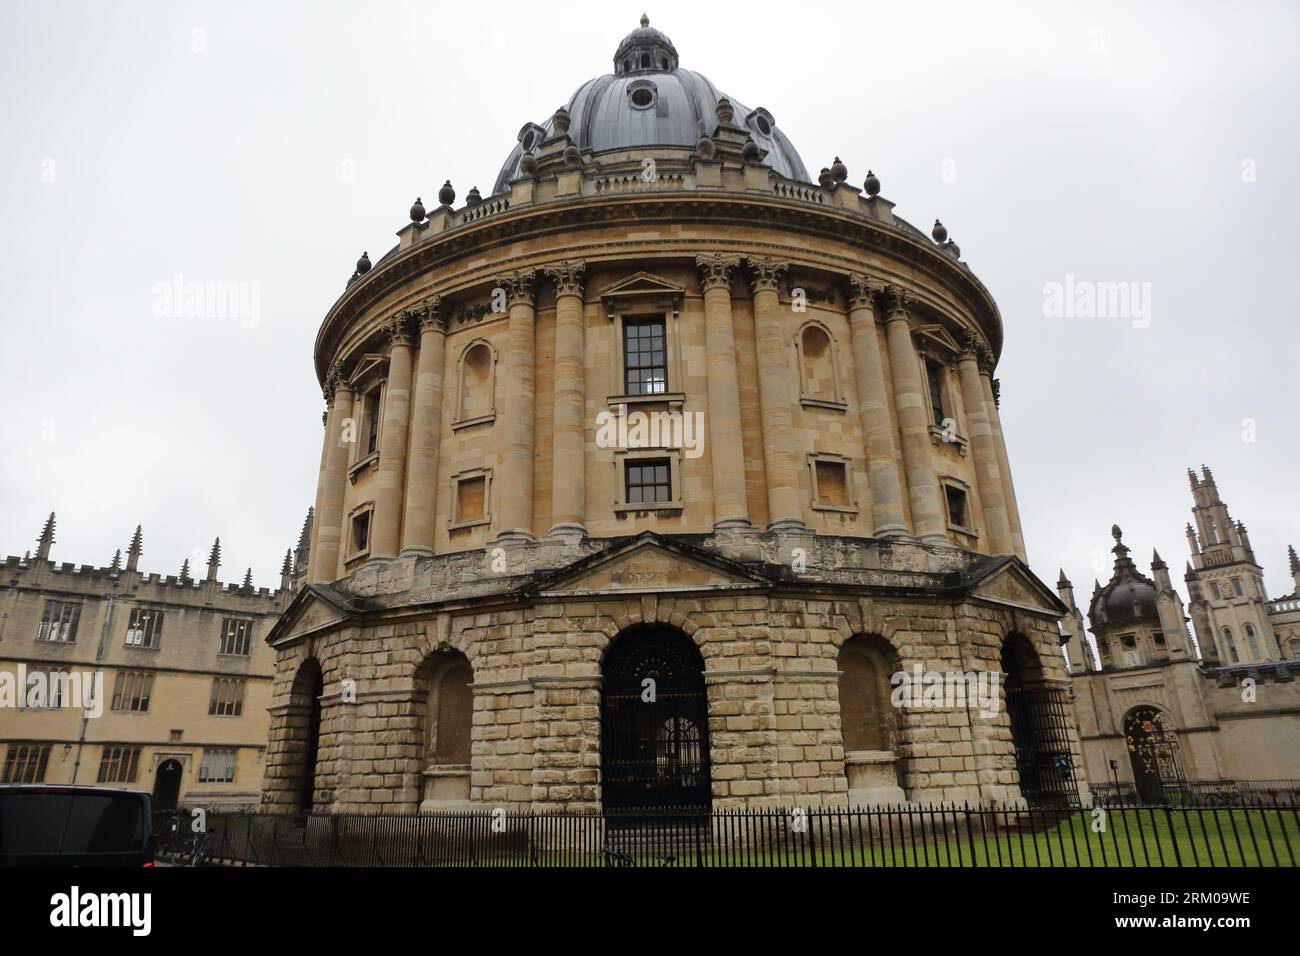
125, 607, 164, 648
110, 671, 153, 713
208, 678, 245, 717
20, 669, 65, 709
1232, 578, 1244, 597
925, 360, 946, 426
456, 476, 486, 524
350, 511, 371, 555
945, 486, 968, 529
198, 749, 237, 784
2, 744, 51, 783
218, 618, 254, 657
1210, 582, 1221, 600
37, 600, 81, 643
364, 387, 382, 455
814, 460, 848, 508
96, 746, 141, 784
623, 317, 667, 395
625, 458, 672, 504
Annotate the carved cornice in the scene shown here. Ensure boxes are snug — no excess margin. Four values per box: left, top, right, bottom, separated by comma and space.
696, 253, 741, 292
746, 256, 788, 294
847, 272, 886, 311
384, 310, 414, 348
493, 268, 538, 307
545, 260, 587, 299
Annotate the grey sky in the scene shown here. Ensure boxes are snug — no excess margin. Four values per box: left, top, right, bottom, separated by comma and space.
2, 1, 1297, 612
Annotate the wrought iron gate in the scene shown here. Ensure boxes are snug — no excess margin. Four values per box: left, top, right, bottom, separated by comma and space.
1124, 706, 1186, 803
601, 627, 711, 812
1004, 681, 1080, 806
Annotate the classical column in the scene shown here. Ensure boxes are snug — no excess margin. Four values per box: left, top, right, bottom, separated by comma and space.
494, 269, 538, 543
979, 353, 1027, 561
310, 364, 354, 583
696, 254, 752, 531
546, 261, 588, 542
957, 332, 1012, 554
400, 297, 446, 556
307, 405, 329, 572
847, 274, 907, 538
882, 288, 946, 543
369, 312, 414, 559
747, 257, 805, 531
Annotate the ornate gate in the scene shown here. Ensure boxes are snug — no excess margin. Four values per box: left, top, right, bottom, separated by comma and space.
1124, 706, 1185, 803
601, 626, 711, 812
1004, 679, 1080, 806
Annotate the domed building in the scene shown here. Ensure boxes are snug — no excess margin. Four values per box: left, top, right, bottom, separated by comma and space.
262, 17, 1083, 814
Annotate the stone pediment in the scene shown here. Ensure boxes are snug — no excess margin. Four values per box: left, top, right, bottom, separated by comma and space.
599, 272, 685, 318
532, 533, 768, 597
966, 559, 1066, 616
265, 583, 362, 648
914, 324, 962, 359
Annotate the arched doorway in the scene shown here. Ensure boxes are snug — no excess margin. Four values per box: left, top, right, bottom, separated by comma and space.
1124, 706, 1185, 803
285, 658, 323, 814
153, 759, 182, 811
600, 625, 710, 812
1002, 634, 1078, 806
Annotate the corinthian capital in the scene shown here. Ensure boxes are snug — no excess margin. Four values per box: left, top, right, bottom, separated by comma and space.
696, 253, 741, 292
847, 273, 886, 310
493, 269, 538, 308
545, 260, 587, 299
415, 295, 445, 333
882, 283, 911, 319
384, 310, 414, 347
746, 257, 788, 294
958, 328, 985, 358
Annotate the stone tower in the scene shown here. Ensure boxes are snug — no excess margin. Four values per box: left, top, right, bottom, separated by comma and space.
1185, 466, 1278, 663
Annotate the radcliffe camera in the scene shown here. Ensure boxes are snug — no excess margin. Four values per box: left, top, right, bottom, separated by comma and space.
0, 1, 1295, 939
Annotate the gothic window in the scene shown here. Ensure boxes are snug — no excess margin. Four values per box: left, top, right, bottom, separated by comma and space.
456, 340, 496, 424
97, 746, 141, 784
125, 608, 163, 648
208, 678, 246, 717
37, 600, 81, 643
110, 671, 153, 713
199, 749, 237, 784
218, 618, 253, 656
1223, 627, 1239, 663
1232, 578, 1244, 597
2, 744, 50, 784
1208, 518, 1219, 544
1244, 624, 1261, 659
1210, 582, 1222, 600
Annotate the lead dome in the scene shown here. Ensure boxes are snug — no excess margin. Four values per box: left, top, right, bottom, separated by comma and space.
492, 16, 810, 193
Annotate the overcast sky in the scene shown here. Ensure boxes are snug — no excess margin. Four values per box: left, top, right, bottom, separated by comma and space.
2, 1, 1297, 615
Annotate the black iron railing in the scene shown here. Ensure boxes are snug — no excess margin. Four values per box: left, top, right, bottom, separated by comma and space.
154, 800, 1300, 867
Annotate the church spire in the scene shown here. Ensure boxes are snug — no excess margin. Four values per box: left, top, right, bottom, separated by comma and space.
126, 524, 143, 572
36, 512, 55, 561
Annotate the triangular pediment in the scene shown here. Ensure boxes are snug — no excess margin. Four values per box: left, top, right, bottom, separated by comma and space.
599, 272, 685, 317
915, 324, 962, 359
966, 559, 1066, 615
530, 532, 769, 597
266, 583, 362, 647
348, 353, 389, 389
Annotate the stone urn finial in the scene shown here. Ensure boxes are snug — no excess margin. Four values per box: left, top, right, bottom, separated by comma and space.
932, 219, 948, 243
742, 136, 760, 162
715, 96, 734, 126
466, 186, 482, 205
831, 156, 848, 182
563, 143, 581, 166
864, 170, 880, 197
519, 150, 538, 177
409, 196, 425, 222
356, 251, 371, 275
640, 13, 650, 27
437, 180, 455, 206
695, 120, 715, 160
818, 167, 834, 188
552, 106, 570, 136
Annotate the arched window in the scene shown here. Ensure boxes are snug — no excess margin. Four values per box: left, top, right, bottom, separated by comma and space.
838, 639, 894, 751
1244, 624, 1261, 660
1222, 627, 1239, 663
284, 658, 323, 813
456, 340, 496, 425
796, 321, 843, 409
416, 651, 474, 809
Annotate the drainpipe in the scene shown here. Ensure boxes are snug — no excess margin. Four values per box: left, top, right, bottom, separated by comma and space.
71, 594, 115, 784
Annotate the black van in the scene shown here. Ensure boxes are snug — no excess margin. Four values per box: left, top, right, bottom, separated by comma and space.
0, 785, 154, 866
